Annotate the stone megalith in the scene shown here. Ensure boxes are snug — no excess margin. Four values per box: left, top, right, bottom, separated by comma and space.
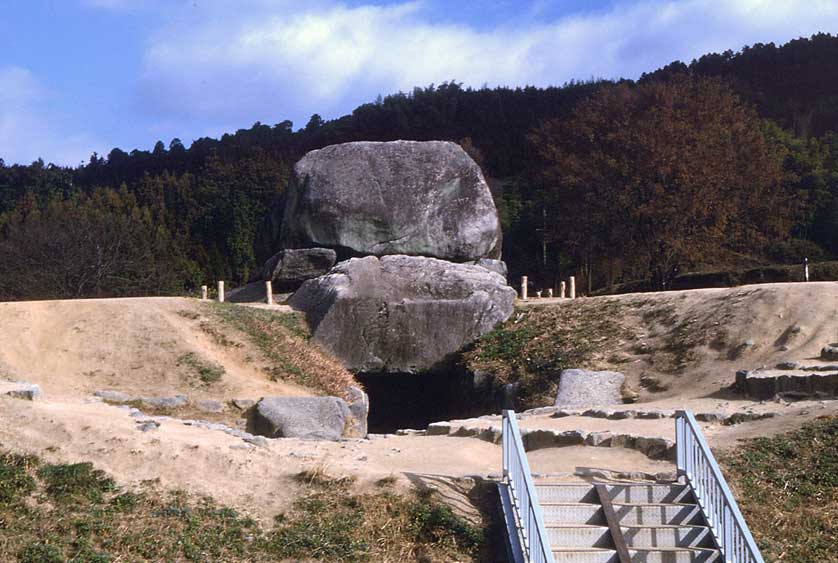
281, 140, 502, 262
554, 369, 626, 406
289, 255, 516, 373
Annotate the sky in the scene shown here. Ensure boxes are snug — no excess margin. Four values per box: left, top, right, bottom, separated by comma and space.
2, 0, 838, 166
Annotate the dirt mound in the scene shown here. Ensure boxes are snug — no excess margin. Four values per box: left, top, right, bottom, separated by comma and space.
0, 297, 354, 409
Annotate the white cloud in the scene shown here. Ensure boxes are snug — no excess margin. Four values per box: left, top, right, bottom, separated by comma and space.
0, 66, 104, 166
135, 0, 838, 129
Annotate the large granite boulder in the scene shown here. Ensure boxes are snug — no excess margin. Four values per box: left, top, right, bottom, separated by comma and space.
288, 255, 516, 373
252, 396, 351, 440
281, 141, 502, 262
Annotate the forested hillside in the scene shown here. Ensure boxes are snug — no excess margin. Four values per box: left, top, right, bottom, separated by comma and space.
1, 33, 837, 300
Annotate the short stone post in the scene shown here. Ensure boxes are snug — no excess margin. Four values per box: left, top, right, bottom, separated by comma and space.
218, 281, 225, 303
804, 257, 809, 282
521, 276, 528, 300
201, 285, 208, 300
569, 276, 576, 299
265, 280, 274, 305
560, 281, 566, 299
536, 290, 542, 298
547, 288, 554, 298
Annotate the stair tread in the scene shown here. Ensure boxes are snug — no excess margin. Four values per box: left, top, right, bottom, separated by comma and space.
539, 501, 698, 508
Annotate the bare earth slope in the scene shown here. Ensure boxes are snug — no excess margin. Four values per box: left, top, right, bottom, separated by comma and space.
0, 286, 836, 523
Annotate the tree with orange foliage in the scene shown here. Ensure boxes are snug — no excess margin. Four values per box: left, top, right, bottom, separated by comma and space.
531, 75, 794, 289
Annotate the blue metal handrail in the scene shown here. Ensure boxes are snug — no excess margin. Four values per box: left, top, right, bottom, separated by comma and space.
675, 410, 765, 563
502, 410, 555, 563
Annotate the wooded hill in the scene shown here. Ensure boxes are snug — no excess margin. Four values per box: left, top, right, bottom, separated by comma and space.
1, 33, 837, 300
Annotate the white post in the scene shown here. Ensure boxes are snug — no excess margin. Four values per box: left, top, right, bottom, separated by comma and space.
569, 276, 576, 299
218, 281, 225, 303
547, 288, 554, 298
521, 276, 528, 300
201, 285, 208, 300
804, 257, 809, 282
265, 280, 274, 305
560, 281, 566, 299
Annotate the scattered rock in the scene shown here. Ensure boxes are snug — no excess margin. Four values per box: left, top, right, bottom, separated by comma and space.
244, 436, 269, 447
723, 412, 777, 425
94, 389, 134, 403
554, 369, 625, 407
289, 255, 515, 372
344, 386, 369, 437
196, 399, 225, 413
695, 412, 725, 423
141, 395, 188, 409
281, 140, 502, 262
137, 421, 160, 432
635, 409, 675, 419
0, 381, 43, 401
776, 361, 802, 370
821, 344, 838, 361
252, 396, 351, 440
232, 398, 256, 411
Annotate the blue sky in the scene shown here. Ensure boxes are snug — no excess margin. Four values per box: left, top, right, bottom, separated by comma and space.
2, 0, 837, 166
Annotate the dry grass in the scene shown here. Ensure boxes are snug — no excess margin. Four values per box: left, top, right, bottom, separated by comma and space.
462, 299, 628, 407
0, 453, 484, 563
205, 303, 359, 398
721, 416, 837, 562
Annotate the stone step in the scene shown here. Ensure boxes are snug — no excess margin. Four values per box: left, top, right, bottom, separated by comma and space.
551, 547, 721, 563
542, 503, 703, 526
536, 484, 694, 504
546, 524, 714, 549
736, 368, 838, 400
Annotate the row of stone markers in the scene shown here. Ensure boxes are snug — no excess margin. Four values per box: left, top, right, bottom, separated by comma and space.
519, 275, 577, 300
200, 281, 276, 305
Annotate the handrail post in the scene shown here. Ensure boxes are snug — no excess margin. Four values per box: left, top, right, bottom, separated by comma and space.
674, 410, 764, 563
502, 410, 555, 563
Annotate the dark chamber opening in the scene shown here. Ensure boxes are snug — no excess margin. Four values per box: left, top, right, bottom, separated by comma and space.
357, 369, 503, 434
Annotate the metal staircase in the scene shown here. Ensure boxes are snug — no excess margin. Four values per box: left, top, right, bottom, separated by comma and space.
499, 410, 764, 563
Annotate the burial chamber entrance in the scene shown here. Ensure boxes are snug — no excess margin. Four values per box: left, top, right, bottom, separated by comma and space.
356, 368, 507, 434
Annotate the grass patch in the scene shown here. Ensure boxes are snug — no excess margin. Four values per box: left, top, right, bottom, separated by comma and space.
177, 352, 225, 384
38, 462, 115, 504
0, 453, 485, 563
265, 476, 483, 562
721, 416, 837, 562
207, 302, 357, 397
462, 299, 628, 407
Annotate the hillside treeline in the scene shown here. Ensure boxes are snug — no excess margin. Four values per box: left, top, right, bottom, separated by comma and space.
1, 34, 837, 300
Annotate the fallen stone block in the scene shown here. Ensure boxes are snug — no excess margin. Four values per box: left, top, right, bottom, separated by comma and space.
252, 396, 351, 440
555, 369, 625, 407
0, 381, 43, 401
